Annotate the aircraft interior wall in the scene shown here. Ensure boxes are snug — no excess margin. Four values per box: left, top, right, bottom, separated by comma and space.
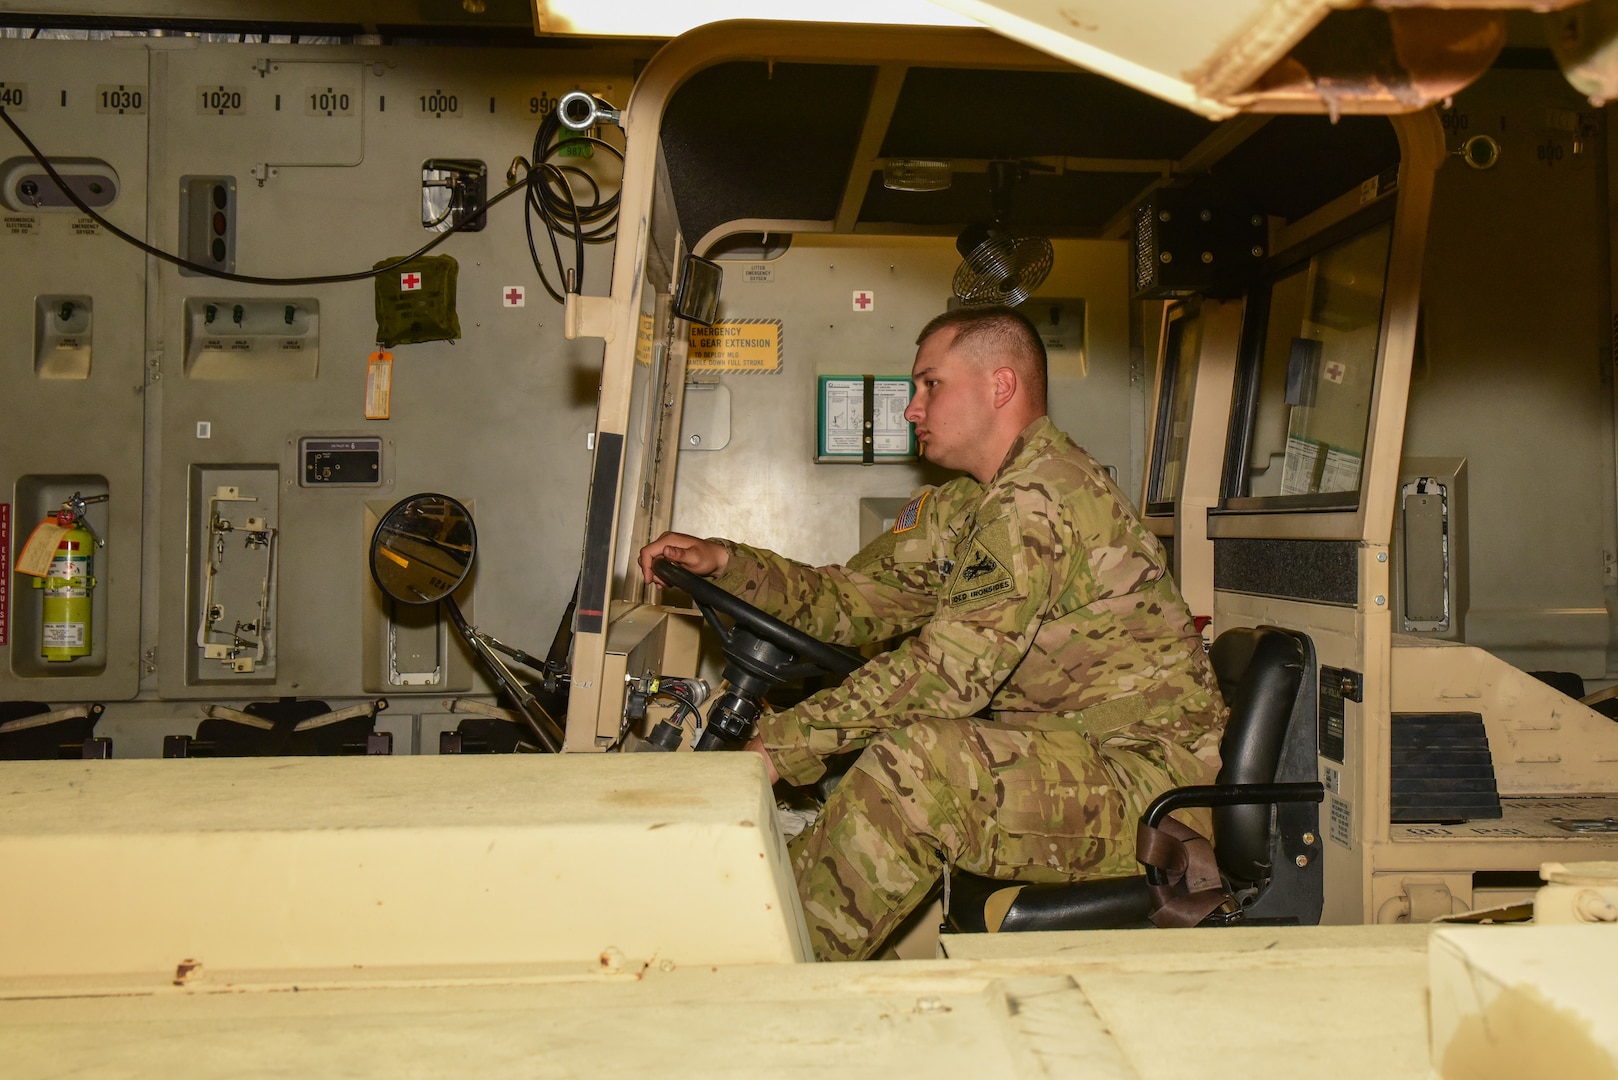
0, 37, 648, 755
669, 234, 1147, 569
1406, 64, 1618, 680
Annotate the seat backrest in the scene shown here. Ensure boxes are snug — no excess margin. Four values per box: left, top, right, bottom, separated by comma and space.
1208, 626, 1307, 884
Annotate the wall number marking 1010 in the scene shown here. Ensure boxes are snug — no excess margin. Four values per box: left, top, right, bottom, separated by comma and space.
96, 84, 146, 114
198, 86, 245, 115
0, 82, 25, 110
305, 87, 354, 117
417, 90, 463, 118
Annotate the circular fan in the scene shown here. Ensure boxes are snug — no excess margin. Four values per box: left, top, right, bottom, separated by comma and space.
950, 160, 1054, 308
952, 225, 1054, 307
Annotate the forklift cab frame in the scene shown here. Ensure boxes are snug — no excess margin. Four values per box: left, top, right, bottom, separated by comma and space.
559, 20, 1618, 926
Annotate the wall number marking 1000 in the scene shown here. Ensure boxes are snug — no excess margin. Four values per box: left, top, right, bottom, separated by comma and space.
417, 90, 463, 118
304, 87, 354, 118
0, 82, 25, 110
198, 86, 245, 115
96, 84, 146, 114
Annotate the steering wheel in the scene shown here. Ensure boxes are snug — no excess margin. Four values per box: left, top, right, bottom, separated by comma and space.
652, 558, 864, 680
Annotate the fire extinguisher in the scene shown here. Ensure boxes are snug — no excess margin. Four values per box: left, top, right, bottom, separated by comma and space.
32, 492, 104, 662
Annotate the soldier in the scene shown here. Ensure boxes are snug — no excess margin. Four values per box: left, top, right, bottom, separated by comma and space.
639, 306, 1226, 961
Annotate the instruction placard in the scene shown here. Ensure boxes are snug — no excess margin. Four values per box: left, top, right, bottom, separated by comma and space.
816, 375, 917, 463
687, 318, 783, 374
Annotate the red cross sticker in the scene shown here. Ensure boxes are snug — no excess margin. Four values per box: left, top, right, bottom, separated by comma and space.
400, 272, 422, 291
1324, 361, 1345, 384
502, 286, 525, 308
852, 290, 874, 311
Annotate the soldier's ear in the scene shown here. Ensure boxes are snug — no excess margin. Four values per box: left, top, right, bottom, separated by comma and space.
991, 366, 1018, 408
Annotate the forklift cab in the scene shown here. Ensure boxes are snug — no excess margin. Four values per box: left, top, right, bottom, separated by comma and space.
559, 19, 1618, 927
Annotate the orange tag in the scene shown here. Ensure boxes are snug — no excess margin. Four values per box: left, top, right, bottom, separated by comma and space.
16, 519, 69, 578
366, 351, 393, 419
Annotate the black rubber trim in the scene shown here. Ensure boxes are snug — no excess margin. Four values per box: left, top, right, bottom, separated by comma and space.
576, 432, 622, 636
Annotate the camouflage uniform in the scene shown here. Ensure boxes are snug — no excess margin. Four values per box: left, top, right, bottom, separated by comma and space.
709, 416, 1226, 960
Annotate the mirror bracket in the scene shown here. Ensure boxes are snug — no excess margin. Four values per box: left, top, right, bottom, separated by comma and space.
563, 293, 617, 342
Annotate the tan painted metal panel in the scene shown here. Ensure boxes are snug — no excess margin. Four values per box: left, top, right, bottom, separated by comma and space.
0, 924, 1443, 1079
0, 754, 809, 977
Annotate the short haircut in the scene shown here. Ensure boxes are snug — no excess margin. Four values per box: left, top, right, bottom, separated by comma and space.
916, 306, 1047, 407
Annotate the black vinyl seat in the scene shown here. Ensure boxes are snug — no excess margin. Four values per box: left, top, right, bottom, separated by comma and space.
164, 697, 391, 757
0, 701, 109, 759
947, 625, 1326, 934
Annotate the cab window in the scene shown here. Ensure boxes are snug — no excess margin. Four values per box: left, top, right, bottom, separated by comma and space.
1146, 302, 1202, 515
1223, 209, 1394, 508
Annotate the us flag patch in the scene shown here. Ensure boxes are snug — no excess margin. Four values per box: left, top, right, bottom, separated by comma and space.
892, 491, 929, 534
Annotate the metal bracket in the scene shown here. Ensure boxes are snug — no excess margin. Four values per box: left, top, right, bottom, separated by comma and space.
563, 294, 616, 342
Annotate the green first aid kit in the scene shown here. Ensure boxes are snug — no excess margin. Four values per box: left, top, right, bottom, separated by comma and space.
374, 255, 460, 347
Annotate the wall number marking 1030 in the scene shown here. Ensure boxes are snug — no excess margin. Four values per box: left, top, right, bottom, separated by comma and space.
96, 84, 146, 114
198, 86, 245, 115
304, 87, 354, 117
417, 90, 463, 118
0, 82, 25, 110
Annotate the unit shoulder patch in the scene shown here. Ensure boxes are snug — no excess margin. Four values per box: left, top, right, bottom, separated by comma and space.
892, 491, 930, 534
947, 527, 1016, 609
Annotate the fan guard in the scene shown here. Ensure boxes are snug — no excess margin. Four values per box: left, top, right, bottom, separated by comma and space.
949, 162, 1054, 308
952, 227, 1054, 307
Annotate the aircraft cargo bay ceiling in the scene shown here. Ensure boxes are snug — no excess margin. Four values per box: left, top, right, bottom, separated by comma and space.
657, 58, 1403, 253
529, 0, 1593, 119
2, 2, 1613, 117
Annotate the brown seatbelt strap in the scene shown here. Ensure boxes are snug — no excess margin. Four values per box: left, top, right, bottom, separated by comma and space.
1136, 817, 1235, 928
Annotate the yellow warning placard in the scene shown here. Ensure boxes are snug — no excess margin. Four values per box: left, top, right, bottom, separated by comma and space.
634, 313, 655, 366
688, 318, 782, 374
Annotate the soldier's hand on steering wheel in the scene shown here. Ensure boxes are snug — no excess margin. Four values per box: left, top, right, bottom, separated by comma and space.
639, 531, 730, 583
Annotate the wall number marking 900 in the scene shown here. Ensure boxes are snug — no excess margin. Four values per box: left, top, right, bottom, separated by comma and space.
96, 84, 146, 114
198, 86, 245, 115
417, 90, 463, 118
304, 87, 354, 117
0, 82, 25, 110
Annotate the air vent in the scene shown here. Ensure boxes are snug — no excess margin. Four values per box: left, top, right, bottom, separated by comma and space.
1390, 712, 1502, 823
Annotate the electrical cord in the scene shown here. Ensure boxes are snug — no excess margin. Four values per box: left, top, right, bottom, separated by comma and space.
519, 103, 623, 303
653, 689, 703, 734
0, 103, 531, 286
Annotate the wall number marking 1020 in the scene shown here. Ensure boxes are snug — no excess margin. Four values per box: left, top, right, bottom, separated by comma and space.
417, 90, 463, 118
198, 86, 245, 115
96, 84, 146, 114
304, 87, 354, 117
0, 82, 25, 110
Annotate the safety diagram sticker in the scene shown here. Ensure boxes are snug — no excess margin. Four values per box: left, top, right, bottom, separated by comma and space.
688, 319, 783, 374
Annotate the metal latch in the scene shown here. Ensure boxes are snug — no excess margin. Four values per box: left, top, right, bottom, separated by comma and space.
1549, 817, 1618, 834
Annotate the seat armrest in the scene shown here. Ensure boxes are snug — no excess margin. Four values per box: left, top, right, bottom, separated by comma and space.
1140, 782, 1325, 886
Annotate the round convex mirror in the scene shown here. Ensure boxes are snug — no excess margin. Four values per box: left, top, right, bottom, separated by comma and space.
370, 493, 477, 605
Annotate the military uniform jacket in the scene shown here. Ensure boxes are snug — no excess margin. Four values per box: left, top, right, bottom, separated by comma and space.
711, 416, 1225, 789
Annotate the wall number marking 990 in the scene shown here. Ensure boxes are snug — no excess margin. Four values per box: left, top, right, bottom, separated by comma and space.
96, 84, 146, 114
304, 87, 354, 117
198, 86, 245, 115
417, 90, 463, 118
0, 82, 25, 110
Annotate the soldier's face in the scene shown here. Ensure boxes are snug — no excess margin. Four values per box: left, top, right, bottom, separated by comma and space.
905, 330, 996, 474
